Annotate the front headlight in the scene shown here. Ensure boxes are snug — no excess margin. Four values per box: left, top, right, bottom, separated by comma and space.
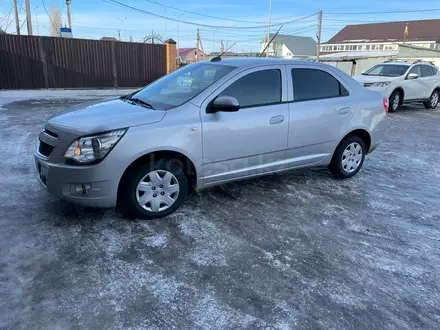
371, 81, 391, 88
64, 129, 126, 164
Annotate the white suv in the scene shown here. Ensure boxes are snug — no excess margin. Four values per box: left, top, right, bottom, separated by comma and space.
355, 61, 440, 112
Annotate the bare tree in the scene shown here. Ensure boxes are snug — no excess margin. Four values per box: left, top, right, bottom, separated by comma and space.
49, 4, 62, 37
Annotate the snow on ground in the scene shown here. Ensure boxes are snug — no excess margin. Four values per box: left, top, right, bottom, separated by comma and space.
0, 97, 440, 329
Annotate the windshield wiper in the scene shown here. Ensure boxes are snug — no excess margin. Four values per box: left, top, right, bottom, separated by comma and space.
127, 97, 154, 109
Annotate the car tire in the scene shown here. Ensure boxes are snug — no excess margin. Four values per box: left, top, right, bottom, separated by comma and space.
388, 90, 401, 113
423, 90, 439, 109
328, 135, 366, 179
121, 160, 188, 219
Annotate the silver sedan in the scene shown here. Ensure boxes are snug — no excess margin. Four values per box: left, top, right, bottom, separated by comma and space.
35, 58, 388, 218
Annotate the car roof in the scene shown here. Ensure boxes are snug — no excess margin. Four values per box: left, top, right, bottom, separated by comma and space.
209, 58, 312, 68
380, 62, 411, 66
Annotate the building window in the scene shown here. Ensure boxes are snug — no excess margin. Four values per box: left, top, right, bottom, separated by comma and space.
366, 45, 370, 51
379, 45, 384, 50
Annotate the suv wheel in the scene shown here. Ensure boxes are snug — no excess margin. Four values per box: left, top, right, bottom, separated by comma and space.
389, 91, 401, 113
328, 135, 366, 178
424, 90, 439, 109
121, 160, 188, 218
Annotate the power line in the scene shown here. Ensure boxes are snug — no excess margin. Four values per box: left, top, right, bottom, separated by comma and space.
42, 0, 59, 33
143, 0, 275, 24
104, 0, 318, 30
201, 26, 318, 44
0, 6, 14, 25
324, 18, 386, 23
326, 8, 440, 15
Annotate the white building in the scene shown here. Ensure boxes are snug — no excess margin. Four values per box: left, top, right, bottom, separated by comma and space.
321, 19, 440, 54
260, 34, 317, 58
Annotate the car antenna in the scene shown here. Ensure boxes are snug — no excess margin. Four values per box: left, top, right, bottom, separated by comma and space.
258, 25, 283, 57
210, 42, 237, 62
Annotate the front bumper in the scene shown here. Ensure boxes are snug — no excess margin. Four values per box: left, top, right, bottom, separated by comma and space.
35, 154, 124, 208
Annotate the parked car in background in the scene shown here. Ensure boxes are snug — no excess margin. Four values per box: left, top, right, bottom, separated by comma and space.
355, 61, 440, 112
35, 59, 387, 219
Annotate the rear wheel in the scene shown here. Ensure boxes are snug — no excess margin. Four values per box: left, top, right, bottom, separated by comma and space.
328, 136, 366, 178
423, 90, 439, 109
388, 90, 401, 113
121, 160, 188, 219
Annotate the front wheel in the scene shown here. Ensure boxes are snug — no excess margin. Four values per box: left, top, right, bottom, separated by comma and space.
423, 90, 439, 109
328, 136, 366, 178
388, 91, 401, 113
121, 160, 188, 219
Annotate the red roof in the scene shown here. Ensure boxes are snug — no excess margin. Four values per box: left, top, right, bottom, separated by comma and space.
326, 19, 440, 44
179, 48, 195, 55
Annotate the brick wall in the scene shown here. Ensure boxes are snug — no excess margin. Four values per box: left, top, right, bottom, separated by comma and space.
165, 39, 177, 74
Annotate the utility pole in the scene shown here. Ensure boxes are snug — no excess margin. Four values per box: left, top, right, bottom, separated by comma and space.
403, 23, 408, 44
25, 0, 33, 35
13, 0, 20, 35
174, 13, 183, 63
316, 10, 323, 62
116, 17, 127, 41
196, 28, 200, 62
220, 40, 224, 53
265, 0, 273, 57
164, 8, 166, 38
199, 32, 205, 61
34, 6, 39, 35
65, 0, 72, 29
117, 29, 121, 41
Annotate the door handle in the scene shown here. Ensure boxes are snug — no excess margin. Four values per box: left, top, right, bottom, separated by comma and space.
270, 115, 284, 125
339, 107, 350, 115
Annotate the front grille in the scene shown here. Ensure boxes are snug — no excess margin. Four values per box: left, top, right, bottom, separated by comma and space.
43, 128, 59, 139
363, 83, 373, 87
38, 141, 54, 157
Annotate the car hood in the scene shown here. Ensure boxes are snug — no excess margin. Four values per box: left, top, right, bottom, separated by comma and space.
354, 75, 399, 84
47, 98, 167, 135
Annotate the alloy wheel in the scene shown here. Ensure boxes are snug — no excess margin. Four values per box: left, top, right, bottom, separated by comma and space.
392, 94, 400, 110
431, 92, 439, 108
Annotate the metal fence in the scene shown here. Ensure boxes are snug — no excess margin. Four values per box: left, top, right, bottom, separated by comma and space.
0, 34, 167, 89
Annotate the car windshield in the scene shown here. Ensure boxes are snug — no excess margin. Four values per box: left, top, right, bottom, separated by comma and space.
362, 64, 410, 77
128, 63, 236, 110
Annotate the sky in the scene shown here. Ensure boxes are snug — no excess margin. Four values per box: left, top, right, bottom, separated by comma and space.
1, 0, 440, 53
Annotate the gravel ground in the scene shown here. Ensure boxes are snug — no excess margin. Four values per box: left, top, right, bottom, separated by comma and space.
0, 97, 439, 329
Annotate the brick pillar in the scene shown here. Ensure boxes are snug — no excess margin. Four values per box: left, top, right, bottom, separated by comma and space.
165, 38, 177, 74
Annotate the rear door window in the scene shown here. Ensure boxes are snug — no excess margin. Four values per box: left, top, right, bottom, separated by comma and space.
291, 68, 348, 102
421, 65, 435, 77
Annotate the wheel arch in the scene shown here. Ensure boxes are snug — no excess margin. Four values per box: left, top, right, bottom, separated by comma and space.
338, 129, 372, 154
117, 150, 198, 204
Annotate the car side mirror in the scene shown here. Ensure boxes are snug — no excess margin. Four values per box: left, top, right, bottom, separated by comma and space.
407, 73, 419, 80
207, 96, 240, 113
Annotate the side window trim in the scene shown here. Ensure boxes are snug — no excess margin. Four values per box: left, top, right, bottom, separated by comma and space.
290, 67, 350, 102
